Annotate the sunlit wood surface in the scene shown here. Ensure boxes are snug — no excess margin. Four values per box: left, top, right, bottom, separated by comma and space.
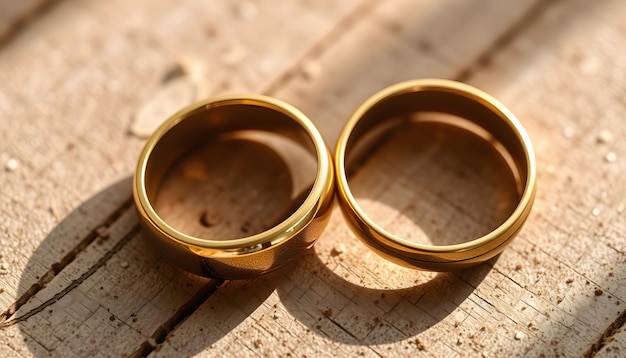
1, 0, 625, 356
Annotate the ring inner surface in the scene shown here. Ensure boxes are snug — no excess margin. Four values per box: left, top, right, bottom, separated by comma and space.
345, 90, 527, 246
144, 102, 319, 243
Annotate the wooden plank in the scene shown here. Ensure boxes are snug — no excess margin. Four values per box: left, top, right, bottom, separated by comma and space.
157, 0, 626, 356
155, 0, 553, 357
0, 0, 366, 356
468, 1, 626, 355
0, 0, 364, 298
1, 0, 625, 357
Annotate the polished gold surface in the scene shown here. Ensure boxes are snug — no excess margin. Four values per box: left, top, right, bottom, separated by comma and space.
334, 79, 536, 271
133, 94, 334, 279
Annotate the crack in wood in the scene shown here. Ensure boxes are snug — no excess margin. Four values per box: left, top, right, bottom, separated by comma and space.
470, 292, 496, 309
324, 315, 359, 341
585, 309, 626, 357
128, 279, 225, 358
454, 0, 560, 82
0, 223, 139, 327
0, 197, 134, 323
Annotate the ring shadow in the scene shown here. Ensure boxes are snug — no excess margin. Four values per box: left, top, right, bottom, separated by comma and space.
10, 135, 310, 356
276, 247, 496, 346
277, 117, 520, 345
10, 118, 520, 354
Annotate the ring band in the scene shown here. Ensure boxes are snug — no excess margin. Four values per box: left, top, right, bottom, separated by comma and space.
133, 94, 334, 279
334, 79, 536, 271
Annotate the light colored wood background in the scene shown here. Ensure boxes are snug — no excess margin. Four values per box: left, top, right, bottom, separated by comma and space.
1, 0, 625, 357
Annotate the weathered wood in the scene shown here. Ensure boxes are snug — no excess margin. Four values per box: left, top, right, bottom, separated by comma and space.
156, 0, 552, 357
469, 1, 626, 355
158, 0, 626, 356
0, 0, 365, 356
1, 0, 625, 357
597, 322, 626, 357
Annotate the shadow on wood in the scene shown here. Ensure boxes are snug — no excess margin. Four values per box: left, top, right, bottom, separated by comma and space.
3, 133, 317, 355
1, 178, 218, 356
278, 250, 494, 345
270, 116, 518, 345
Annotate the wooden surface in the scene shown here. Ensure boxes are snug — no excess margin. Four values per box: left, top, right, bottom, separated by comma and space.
1, 0, 625, 356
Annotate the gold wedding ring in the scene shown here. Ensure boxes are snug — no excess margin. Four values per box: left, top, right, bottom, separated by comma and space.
133, 94, 334, 279
335, 79, 536, 271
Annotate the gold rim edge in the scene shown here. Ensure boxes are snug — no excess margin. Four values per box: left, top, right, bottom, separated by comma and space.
334, 79, 537, 261
133, 94, 334, 254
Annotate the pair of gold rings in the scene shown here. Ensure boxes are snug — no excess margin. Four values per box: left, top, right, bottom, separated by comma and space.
133, 79, 536, 279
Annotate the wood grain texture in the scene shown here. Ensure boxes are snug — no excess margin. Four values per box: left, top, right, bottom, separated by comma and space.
0, 0, 364, 356
1, 0, 625, 357
469, 1, 626, 355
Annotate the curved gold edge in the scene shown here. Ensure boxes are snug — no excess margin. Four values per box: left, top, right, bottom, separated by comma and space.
133, 94, 335, 266
334, 79, 537, 270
